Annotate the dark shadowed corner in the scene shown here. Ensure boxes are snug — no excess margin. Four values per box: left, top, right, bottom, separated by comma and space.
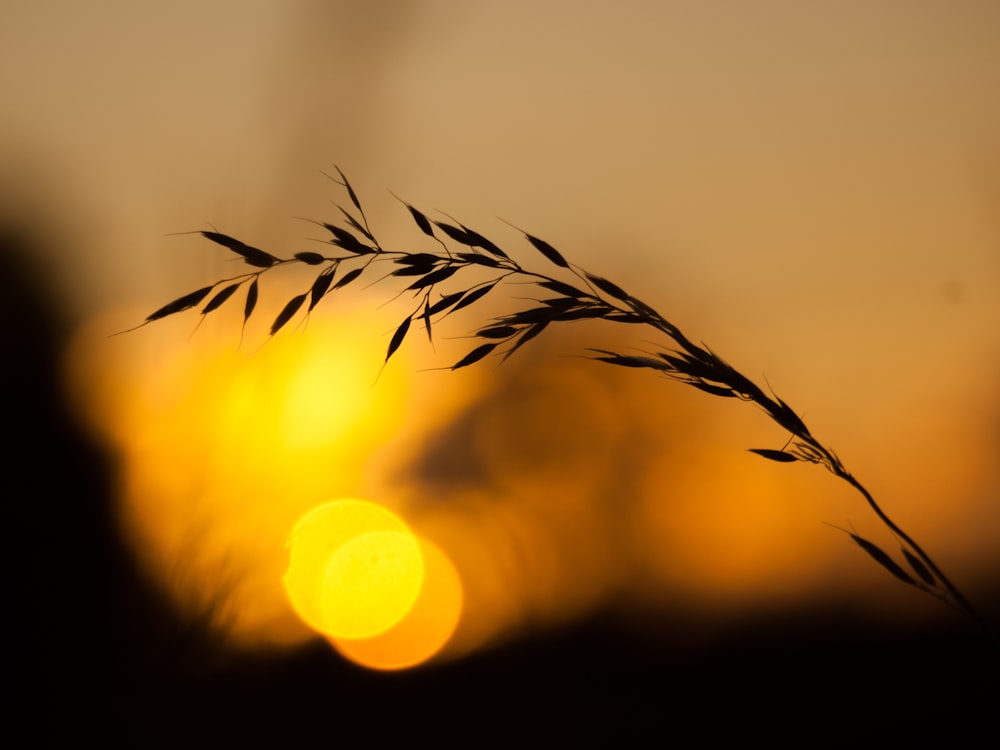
0, 216, 213, 743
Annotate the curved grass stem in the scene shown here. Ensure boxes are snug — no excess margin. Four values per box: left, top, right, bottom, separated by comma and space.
139, 167, 991, 634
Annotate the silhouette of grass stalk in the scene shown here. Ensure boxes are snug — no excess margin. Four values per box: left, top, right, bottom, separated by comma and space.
137, 167, 985, 629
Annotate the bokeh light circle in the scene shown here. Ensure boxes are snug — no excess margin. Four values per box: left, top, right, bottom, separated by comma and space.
283, 498, 464, 670
284, 499, 424, 640
318, 529, 423, 639
330, 536, 464, 671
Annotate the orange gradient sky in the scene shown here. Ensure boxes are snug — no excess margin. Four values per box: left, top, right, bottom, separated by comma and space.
4, 1, 1000, 663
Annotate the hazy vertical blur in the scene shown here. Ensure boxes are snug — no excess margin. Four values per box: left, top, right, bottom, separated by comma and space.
4, 1, 999, 658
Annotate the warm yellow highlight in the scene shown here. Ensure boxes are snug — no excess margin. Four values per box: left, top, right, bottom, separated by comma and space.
319, 530, 422, 638
331, 537, 463, 671
284, 499, 464, 669
63, 307, 428, 647
280, 343, 379, 451
285, 500, 422, 639
64, 294, 999, 660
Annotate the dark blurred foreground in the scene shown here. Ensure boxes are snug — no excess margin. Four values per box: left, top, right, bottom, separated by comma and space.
5, 225, 997, 748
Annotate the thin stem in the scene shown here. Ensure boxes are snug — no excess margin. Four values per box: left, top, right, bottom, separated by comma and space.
144, 168, 992, 636
836, 467, 985, 627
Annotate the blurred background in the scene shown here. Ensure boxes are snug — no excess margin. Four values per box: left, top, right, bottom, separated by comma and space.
3, 0, 999, 744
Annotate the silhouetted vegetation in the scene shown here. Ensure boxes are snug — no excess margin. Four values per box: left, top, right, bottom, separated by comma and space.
139, 168, 987, 631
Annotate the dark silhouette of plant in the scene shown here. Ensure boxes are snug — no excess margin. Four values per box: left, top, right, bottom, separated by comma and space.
135, 167, 985, 629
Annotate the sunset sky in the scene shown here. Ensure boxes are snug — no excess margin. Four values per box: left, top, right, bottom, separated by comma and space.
4, 1, 999, 670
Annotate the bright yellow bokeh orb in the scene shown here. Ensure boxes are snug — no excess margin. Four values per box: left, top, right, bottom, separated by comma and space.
284, 499, 424, 640
331, 536, 464, 671
318, 530, 423, 639
283, 498, 465, 670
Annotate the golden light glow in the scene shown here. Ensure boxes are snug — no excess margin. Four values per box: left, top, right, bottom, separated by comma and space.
331, 537, 463, 671
63, 308, 429, 647
279, 343, 379, 451
284, 500, 423, 640
13, 0, 998, 675
283, 499, 464, 670
318, 531, 422, 638
65, 292, 1000, 665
